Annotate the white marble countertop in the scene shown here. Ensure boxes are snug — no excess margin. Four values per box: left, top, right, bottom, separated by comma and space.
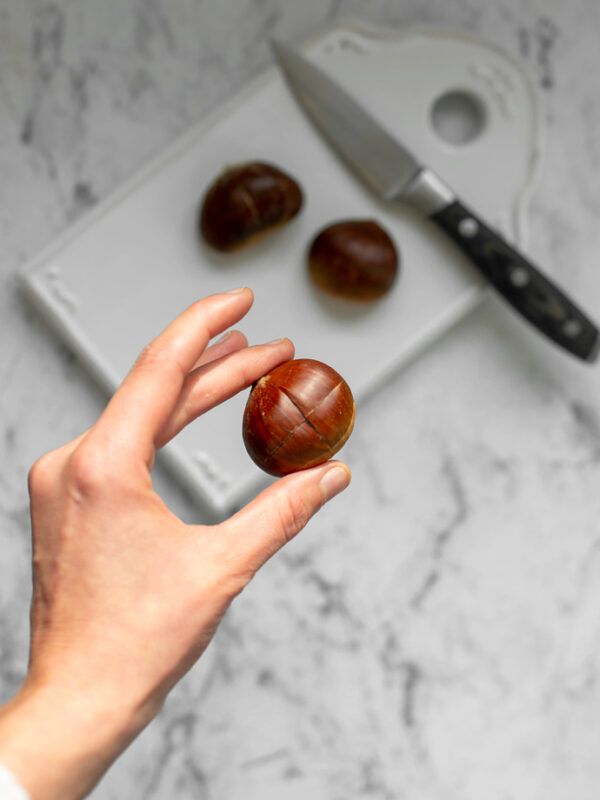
2, 1, 600, 798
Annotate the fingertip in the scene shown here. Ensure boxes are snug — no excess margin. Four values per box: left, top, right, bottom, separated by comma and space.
225, 286, 254, 303
185, 289, 254, 331
194, 329, 249, 369
319, 462, 351, 503
217, 329, 248, 349
265, 336, 295, 357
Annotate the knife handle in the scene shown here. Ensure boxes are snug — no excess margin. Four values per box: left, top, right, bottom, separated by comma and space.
430, 199, 599, 362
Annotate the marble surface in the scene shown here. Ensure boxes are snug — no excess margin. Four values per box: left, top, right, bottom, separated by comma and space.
2, 1, 600, 798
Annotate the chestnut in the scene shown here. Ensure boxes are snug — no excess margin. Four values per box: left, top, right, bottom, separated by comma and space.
308, 219, 399, 301
243, 358, 355, 476
200, 161, 303, 251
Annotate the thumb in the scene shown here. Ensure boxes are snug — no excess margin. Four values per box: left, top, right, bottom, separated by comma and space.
219, 461, 351, 577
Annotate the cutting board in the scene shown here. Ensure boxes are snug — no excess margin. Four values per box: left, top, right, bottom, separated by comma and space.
20, 20, 543, 516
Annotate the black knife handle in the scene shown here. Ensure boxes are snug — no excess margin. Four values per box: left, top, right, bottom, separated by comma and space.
431, 199, 599, 361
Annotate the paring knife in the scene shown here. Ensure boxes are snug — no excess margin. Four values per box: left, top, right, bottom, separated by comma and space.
271, 40, 599, 363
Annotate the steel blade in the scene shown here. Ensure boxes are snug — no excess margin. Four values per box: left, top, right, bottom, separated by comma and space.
271, 39, 422, 200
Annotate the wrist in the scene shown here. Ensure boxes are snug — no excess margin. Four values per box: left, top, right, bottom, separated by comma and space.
0, 677, 154, 800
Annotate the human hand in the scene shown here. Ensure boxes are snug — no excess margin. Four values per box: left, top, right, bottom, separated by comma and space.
0, 288, 351, 800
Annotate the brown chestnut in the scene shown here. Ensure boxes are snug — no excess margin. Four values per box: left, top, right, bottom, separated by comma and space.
200, 161, 303, 251
243, 358, 355, 476
308, 219, 399, 301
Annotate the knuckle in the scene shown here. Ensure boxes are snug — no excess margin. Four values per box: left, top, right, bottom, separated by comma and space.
276, 488, 313, 543
202, 533, 258, 600
66, 443, 115, 496
135, 340, 185, 378
211, 539, 256, 597
135, 340, 167, 370
28, 452, 58, 497
221, 568, 254, 600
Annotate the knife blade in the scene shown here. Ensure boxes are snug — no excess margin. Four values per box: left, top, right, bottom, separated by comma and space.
271, 39, 599, 363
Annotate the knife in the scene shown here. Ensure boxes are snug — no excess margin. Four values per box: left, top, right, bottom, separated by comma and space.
271, 39, 599, 363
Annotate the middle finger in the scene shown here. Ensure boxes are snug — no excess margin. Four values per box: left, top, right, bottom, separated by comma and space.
154, 337, 294, 449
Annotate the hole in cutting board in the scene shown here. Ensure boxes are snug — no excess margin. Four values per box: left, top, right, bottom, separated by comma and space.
430, 90, 487, 146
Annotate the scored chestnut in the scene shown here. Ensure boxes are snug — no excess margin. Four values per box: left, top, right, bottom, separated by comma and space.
200, 161, 303, 252
308, 219, 399, 301
243, 358, 355, 477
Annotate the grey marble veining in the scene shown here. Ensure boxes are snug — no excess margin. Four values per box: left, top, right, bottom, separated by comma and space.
3, 1, 600, 798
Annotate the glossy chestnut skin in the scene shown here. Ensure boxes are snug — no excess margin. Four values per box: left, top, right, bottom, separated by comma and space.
243, 358, 355, 477
200, 161, 303, 251
308, 219, 399, 301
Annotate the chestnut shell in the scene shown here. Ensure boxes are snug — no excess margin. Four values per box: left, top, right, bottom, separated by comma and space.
308, 219, 399, 301
243, 358, 355, 477
200, 161, 303, 251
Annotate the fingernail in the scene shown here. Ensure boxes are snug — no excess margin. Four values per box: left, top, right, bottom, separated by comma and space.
320, 465, 351, 502
266, 337, 288, 346
226, 286, 249, 295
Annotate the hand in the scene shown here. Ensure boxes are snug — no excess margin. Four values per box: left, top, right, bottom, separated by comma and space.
0, 288, 351, 800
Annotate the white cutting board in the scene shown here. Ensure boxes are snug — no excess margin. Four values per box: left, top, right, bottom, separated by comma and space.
20, 20, 543, 516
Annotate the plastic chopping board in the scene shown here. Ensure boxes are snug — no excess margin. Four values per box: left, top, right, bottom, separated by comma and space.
21, 20, 543, 516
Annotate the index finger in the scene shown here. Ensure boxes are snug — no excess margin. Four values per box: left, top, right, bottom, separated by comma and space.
94, 288, 254, 459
